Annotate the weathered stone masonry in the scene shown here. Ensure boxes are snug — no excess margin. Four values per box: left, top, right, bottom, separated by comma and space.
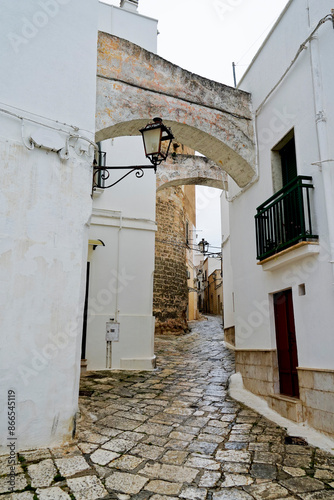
95, 32, 255, 188
154, 186, 189, 335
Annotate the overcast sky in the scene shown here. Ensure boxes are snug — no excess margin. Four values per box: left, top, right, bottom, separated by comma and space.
104, 0, 290, 249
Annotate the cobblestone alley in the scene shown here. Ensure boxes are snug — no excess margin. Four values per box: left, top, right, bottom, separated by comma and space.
1, 316, 334, 499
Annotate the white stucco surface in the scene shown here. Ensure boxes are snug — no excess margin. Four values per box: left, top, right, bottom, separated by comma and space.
99, 1, 157, 53
84, 3, 158, 371
0, 0, 98, 451
223, 0, 334, 368
220, 192, 234, 330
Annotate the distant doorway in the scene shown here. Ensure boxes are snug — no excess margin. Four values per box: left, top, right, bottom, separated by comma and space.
81, 262, 90, 361
273, 289, 299, 398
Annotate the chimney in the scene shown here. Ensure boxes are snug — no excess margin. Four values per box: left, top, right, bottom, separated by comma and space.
120, 0, 138, 12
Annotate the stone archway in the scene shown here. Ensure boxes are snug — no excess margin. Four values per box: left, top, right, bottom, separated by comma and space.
154, 144, 225, 335
94, 31, 256, 337
156, 154, 228, 191
96, 32, 255, 187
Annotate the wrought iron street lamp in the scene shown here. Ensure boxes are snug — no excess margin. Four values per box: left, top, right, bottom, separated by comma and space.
198, 238, 209, 254
140, 117, 174, 171
93, 118, 174, 190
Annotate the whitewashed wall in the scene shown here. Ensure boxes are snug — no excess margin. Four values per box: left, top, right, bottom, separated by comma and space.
0, 0, 98, 451
84, 3, 158, 370
99, 1, 158, 51
226, 0, 334, 368
220, 192, 234, 330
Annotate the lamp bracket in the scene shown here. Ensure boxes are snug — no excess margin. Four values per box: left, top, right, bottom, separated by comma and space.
93, 165, 156, 190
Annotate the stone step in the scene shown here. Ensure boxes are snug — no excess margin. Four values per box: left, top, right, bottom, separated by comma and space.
268, 394, 304, 422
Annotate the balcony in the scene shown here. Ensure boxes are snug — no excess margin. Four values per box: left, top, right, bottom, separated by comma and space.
255, 176, 318, 261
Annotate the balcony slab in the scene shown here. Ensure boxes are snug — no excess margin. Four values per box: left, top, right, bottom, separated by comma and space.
258, 241, 319, 271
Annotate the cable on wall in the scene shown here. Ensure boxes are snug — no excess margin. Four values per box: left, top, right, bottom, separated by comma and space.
256, 13, 334, 116
0, 102, 98, 157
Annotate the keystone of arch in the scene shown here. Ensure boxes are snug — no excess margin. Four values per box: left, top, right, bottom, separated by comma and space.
96, 32, 256, 187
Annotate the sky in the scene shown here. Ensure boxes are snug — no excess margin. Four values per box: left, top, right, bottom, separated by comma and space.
104, 0, 290, 249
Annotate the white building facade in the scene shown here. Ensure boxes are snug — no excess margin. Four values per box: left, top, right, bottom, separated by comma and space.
0, 0, 98, 451
83, 1, 159, 371
222, 0, 334, 436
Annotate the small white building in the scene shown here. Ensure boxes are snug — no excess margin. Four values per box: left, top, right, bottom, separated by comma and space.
83, 0, 159, 371
0, 0, 98, 451
222, 0, 334, 436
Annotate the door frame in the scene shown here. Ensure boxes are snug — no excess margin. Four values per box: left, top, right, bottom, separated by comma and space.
272, 288, 300, 398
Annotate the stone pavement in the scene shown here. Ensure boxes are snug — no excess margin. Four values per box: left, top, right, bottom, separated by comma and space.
1, 315, 334, 499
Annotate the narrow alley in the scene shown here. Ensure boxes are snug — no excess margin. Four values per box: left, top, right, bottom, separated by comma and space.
2, 316, 334, 499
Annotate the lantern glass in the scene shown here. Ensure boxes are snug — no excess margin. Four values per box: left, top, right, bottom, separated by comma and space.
142, 127, 162, 156
140, 118, 174, 168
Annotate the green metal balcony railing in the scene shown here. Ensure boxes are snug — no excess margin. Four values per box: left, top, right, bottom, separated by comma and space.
255, 176, 318, 261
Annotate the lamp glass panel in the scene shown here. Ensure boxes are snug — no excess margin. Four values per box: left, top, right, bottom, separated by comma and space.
142, 128, 161, 155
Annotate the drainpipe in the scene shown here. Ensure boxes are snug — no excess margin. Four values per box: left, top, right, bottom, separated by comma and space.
115, 212, 123, 322
309, 34, 334, 284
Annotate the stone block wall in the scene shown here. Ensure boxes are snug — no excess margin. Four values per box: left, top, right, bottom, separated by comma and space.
298, 368, 334, 437
235, 351, 334, 437
224, 326, 235, 346
235, 349, 279, 396
154, 186, 189, 335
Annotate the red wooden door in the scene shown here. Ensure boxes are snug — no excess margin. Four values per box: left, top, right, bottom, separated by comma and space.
273, 290, 299, 398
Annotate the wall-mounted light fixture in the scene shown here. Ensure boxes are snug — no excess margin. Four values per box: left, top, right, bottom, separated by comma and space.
140, 117, 174, 170
93, 118, 174, 190
88, 239, 105, 251
198, 238, 209, 254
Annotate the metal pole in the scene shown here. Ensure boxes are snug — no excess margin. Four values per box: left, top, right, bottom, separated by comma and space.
232, 62, 237, 87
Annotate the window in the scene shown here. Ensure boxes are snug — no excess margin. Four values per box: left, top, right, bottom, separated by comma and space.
272, 130, 297, 192
256, 129, 317, 260
280, 137, 297, 187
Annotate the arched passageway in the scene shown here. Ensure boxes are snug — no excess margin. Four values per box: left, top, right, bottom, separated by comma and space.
92, 30, 256, 351
95, 32, 255, 187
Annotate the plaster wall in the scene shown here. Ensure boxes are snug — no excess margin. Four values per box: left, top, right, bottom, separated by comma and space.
0, 0, 98, 450
204, 257, 221, 279
227, 0, 334, 368
86, 212, 156, 370
221, 192, 234, 331
98, 2, 157, 53
1, 0, 97, 132
85, 2, 158, 370
205, 271, 222, 315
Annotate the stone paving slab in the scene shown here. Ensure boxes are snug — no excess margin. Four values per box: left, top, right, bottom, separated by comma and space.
54, 456, 91, 477
105, 471, 149, 494
0, 316, 334, 499
0, 474, 27, 494
36, 486, 71, 499
67, 475, 108, 499
27, 459, 57, 488
2, 493, 35, 500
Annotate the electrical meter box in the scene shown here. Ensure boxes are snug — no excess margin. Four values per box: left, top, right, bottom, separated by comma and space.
106, 322, 120, 342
